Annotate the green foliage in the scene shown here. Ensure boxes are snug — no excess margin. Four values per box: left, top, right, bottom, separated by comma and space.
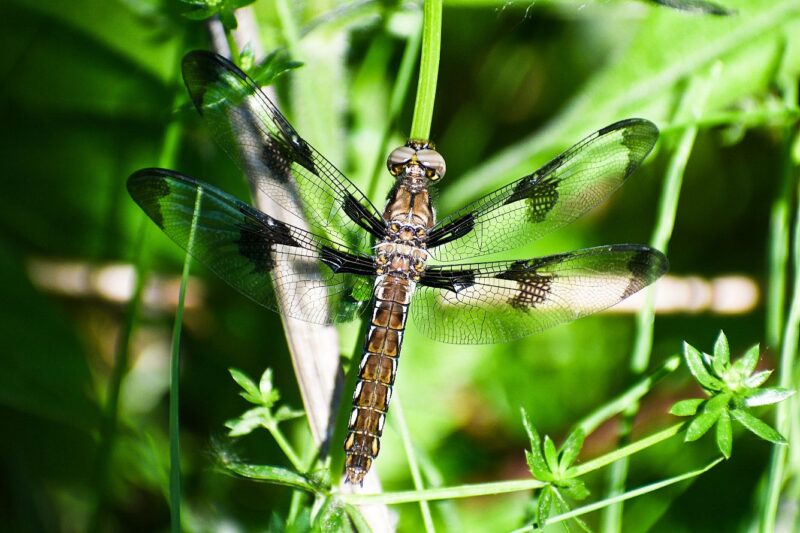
670, 331, 794, 458
225, 368, 305, 437
522, 409, 590, 530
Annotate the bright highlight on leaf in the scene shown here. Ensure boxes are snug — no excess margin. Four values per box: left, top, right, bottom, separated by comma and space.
671, 331, 794, 459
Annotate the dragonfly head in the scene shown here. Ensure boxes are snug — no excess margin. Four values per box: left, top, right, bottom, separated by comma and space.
387, 141, 446, 188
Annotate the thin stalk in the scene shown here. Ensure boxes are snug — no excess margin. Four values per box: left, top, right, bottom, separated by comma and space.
509, 458, 724, 533
339, 422, 685, 505
576, 355, 680, 435
766, 80, 798, 347
660, 106, 800, 135
269, 424, 304, 472
366, 15, 424, 201
169, 186, 203, 532
761, 100, 800, 531
393, 396, 435, 532
409, 0, 442, 140
602, 64, 719, 532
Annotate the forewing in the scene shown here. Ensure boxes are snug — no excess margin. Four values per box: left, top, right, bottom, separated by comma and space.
427, 119, 659, 261
413, 245, 668, 344
127, 169, 375, 324
181, 51, 384, 252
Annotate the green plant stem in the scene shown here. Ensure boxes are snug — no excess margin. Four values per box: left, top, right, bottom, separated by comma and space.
602, 64, 719, 532
409, 0, 442, 140
576, 355, 680, 435
761, 85, 800, 531
509, 458, 724, 533
268, 424, 304, 472
275, 0, 300, 54
169, 186, 203, 532
766, 79, 799, 347
224, 26, 241, 65
366, 15, 423, 201
393, 396, 435, 532
661, 106, 800, 135
339, 422, 685, 505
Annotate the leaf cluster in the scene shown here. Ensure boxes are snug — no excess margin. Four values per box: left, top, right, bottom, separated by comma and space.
670, 331, 794, 458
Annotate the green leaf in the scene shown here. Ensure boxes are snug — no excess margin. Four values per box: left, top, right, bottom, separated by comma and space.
258, 368, 280, 406
716, 410, 733, 459
230, 368, 262, 405
670, 398, 704, 416
744, 369, 773, 388
315, 502, 351, 533
705, 391, 731, 413
684, 341, 724, 391
648, 0, 737, 16
731, 409, 787, 444
559, 429, 585, 470
733, 344, 760, 378
686, 410, 721, 441
743, 387, 795, 407
523, 409, 551, 480
274, 405, 306, 423
221, 460, 317, 491
562, 478, 590, 501
712, 330, 730, 375
543, 436, 559, 473
537, 486, 554, 528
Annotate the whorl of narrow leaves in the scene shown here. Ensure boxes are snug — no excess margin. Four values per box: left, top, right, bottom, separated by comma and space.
521, 409, 589, 530
670, 331, 794, 459
180, 0, 257, 30
225, 368, 304, 437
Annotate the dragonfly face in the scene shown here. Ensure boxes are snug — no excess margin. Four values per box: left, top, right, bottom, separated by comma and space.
128, 51, 668, 485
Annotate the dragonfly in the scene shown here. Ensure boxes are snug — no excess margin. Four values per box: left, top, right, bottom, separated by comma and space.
128, 51, 668, 485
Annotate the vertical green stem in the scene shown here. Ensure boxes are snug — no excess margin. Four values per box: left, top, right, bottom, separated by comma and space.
169, 186, 203, 533
761, 81, 800, 531
409, 0, 442, 141
394, 396, 436, 532
366, 16, 424, 201
601, 64, 720, 532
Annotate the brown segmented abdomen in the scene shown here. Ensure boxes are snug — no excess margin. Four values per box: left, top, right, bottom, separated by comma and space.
344, 275, 412, 484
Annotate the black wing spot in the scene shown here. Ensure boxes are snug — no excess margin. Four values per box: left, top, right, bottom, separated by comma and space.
343, 194, 385, 238
320, 246, 375, 275
427, 214, 475, 249
235, 206, 300, 274
503, 173, 560, 223
420, 268, 476, 293
623, 247, 669, 298
495, 260, 554, 310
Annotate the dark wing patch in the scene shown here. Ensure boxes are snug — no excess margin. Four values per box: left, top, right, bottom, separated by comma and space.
127, 168, 374, 324
181, 51, 383, 252
427, 119, 659, 262
412, 244, 668, 344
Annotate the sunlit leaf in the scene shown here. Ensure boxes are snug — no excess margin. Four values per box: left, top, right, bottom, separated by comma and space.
230, 368, 262, 405
685, 410, 721, 441
731, 409, 786, 444
684, 342, 724, 391
744, 369, 773, 388
712, 330, 730, 375
743, 387, 795, 407
543, 436, 559, 473
559, 428, 585, 471
716, 410, 732, 459
670, 398, 704, 416
733, 344, 760, 378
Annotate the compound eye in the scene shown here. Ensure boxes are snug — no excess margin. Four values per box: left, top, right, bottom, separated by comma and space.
416, 149, 446, 180
386, 146, 415, 175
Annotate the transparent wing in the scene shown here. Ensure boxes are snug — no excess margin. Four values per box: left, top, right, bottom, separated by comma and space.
181, 51, 385, 253
427, 119, 659, 262
128, 169, 375, 324
413, 245, 668, 344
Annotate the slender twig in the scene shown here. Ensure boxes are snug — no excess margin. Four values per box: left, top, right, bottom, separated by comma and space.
394, 396, 436, 532
339, 422, 685, 505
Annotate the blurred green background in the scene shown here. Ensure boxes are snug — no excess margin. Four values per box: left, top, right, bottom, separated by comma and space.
1, 0, 799, 531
